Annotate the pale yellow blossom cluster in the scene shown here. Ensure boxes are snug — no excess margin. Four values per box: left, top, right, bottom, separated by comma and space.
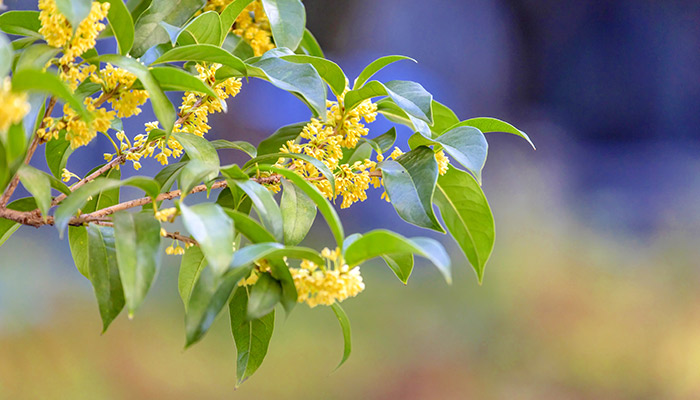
290, 248, 365, 308
39, 0, 110, 64
90, 64, 149, 118
0, 78, 30, 132
203, 0, 275, 56
239, 260, 272, 287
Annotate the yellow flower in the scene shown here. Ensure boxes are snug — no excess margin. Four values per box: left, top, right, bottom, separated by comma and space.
61, 102, 115, 149
59, 63, 97, 91
232, 1, 275, 56
91, 64, 149, 118
61, 168, 80, 183
435, 150, 449, 175
155, 207, 177, 223
0, 78, 30, 132
290, 250, 365, 308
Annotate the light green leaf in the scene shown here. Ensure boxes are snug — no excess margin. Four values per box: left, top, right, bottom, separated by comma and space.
15, 44, 60, 72
282, 54, 347, 96
113, 212, 161, 317
225, 178, 283, 242
11, 70, 90, 120
447, 117, 535, 149
243, 151, 335, 195
230, 242, 323, 269
0, 11, 42, 38
0, 198, 36, 247
353, 55, 416, 90
344, 229, 451, 284
280, 179, 316, 246
330, 302, 351, 369
434, 165, 494, 283
379, 146, 444, 232
55, 0, 92, 30
178, 159, 219, 196
17, 165, 51, 217
178, 11, 222, 45
210, 140, 257, 158
87, 224, 125, 332
381, 253, 414, 284
130, 0, 206, 58
171, 131, 220, 183
431, 100, 460, 135
224, 209, 276, 244
296, 28, 323, 58
152, 44, 247, 75
247, 272, 281, 320
178, 243, 207, 310
180, 202, 234, 277
256, 121, 306, 156
260, 0, 305, 50
98, 0, 135, 55
0, 33, 12, 78
229, 284, 275, 386
150, 66, 218, 98
220, 0, 255, 39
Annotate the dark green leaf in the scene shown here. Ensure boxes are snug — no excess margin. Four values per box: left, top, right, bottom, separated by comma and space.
243, 151, 335, 195
87, 224, 125, 332
247, 272, 281, 320
330, 302, 351, 369
230, 242, 323, 269
0, 11, 42, 38
282, 54, 347, 96
113, 212, 161, 316
178, 243, 207, 310
180, 202, 234, 277
434, 166, 494, 283
154, 161, 186, 192
280, 179, 315, 246
353, 55, 415, 90
98, 0, 135, 55
225, 178, 283, 242
447, 117, 535, 149
260, 0, 305, 50
256, 121, 306, 156
224, 209, 276, 243
55, 0, 92, 30
178, 159, 218, 196
130, 0, 206, 58
152, 44, 247, 75
379, 146, 444, 232
17, 165, 51, 217
150, 66, 218, 97
229, 285, 274, 385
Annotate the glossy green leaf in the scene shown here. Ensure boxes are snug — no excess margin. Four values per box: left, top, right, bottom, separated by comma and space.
260, 0, 305, 50
152, 44, 247, 75
296, 28, 323, 58
15, 44, 61, 72
17, 165, 51, 218
0, 198, 36, 247
225, 178, 283, 242
229, 285, 275, 386
180, 202, 234, 277
178, 11, 222, 45
353, 55, 416, 90
256, 121, 306, 156
244, 151, 335, 195
280, 179, 316, 246
11, 70, 90, 120
256, 165, 344, 248
230, 242, 323, 269
434, 165, 494, 283
178, 159, 219, 196
247, 272, 282, 320
344, 229, 451, 284
282, 54, 347, 96
0, 33, 12, 78
0, 11, 42, 38
171, 132, 220, 183
56, 0, 92, 30
113, 212, 161, 317
330, 302, 351, 369
150, 66, 218, 98
98, 0, 135, 54
154, 161, 186, 192
224, 209, 276, 244
431, 100, 460, 134
91, 54, 176, 133
178, 244, 207, 310
381, 253, 414, 284
211, 140, 257, 158
447, 117, 535, 149
87, 224, 125, 332
220, 0, 255, 39
130, 0, 206, 57
186, 263, 251, 347
222, 33, 255, 59
379, 146, 444, 232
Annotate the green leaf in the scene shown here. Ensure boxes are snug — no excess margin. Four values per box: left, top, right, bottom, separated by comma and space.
230, 242, 323, 269
224, 209, 276, 244
243, 151, 335, 195
98, 0, 135, 55
55, 0, 92, 30
281, 54, 347, 96
280, 179, 315, 246
15, 44, 60, 72
0, 33, 12, 78
220, 0, 255, 39
256, 121, 306, 156
379, 146, 444, 232
150, 66, 218, 98
17, 165, 51, 218
178, 11, 222, 45
87, 224, 125, 332
180, 202, 234, 277
130, 0, 206, 58
0, 11, 42, 38
225, 178, 283, 242
176, 243, 204, 311
296, 28, 323, 58
330, 302, 351, 369
229, 285, 275, 386
247, 272, 281, 320
186, 263, 251, 347
381, 253, 414, 284
370, 127, 397, 153
431, 100, 460, 135
178, 159, 218, 196
222, 33, 254, 59
250, 55, 327, 118
91, 54, 176, 134
447, 117, 535, 149
210, 140, 257, 158
434, 166, 494, 283
0, 198, 36, 247
171, 131, 220, 183
11, 70, 90, 121
260, 0, 305, 50
113, 212, 161, 317
344, 229, 451, 284
353, 55, 416, 90
256, 165, 344, 248
152, 44, 247, 75
154, 161, 186, 192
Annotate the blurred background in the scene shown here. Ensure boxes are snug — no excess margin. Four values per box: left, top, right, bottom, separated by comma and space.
2, 0, 700, 398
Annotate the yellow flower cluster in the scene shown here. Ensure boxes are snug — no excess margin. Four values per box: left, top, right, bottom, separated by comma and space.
90, 64, 149, 118
233, 1, 275, 56
291, 248, 365, 308
61, 168, 80, 183
238, 260, 272, 287
435, 150, 450, 175
165, 242, 186, 255
39, 101, 114, 149
277, 92, 379, 208
39, 0, 110, 64
154, 207, 177, 223
0, 78, 30, 132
